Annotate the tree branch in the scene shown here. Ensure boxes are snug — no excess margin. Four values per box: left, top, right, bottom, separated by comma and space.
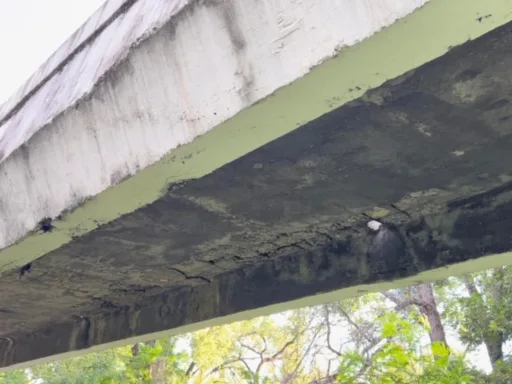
353, 342, 389, 381
323, 307, 342, 357
238, 340, 263, 357
185, 362, 195, 376
270, 338, 297, 361
208, 355, 250, 377
381, 291, 424, 311
284, 324, 323, 383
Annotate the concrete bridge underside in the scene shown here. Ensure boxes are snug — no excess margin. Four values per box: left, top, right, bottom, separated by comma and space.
0, 0, 512, 372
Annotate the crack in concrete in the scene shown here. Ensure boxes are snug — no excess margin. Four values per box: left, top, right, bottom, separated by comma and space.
166, 267, 211, 284
390, 204, 412, 219
191, 256, 229, 271
275, 243, 307, 252
314, 230, 334, 242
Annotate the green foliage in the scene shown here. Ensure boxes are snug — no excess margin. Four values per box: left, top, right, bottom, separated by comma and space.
483, 358, 512, 384
29, 349, 123, 384
24, 338, 190, 384
336, 315, 475, 384
443, 267, 512, 353
0, 370, 30, 384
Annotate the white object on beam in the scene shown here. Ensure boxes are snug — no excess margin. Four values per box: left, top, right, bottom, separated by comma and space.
367, 220, 383, 232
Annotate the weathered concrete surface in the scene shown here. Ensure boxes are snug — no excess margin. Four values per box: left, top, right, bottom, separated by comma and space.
0, 0, 427, 260
1, 0, 511, 278
0, 18, 511, 370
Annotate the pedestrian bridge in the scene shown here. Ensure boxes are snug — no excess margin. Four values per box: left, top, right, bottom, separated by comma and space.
0, 0, 511, 370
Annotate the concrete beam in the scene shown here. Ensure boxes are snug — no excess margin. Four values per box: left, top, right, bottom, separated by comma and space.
0, 0, 512, 372
1, 0, 510, 274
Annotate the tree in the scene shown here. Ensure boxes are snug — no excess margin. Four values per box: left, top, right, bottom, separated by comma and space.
381, 283, 450, 359
336, 310, 472, 383
188, 309, 326, 383
122, 339, 189, 383
442, 267, 512, 376
319, 290, 473, 383
29, 348, 123, 384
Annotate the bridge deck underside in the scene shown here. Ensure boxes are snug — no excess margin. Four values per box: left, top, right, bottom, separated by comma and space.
0, 20, 511, 370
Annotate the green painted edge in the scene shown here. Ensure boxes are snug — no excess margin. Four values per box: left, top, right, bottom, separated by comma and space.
1, 0, 511, 274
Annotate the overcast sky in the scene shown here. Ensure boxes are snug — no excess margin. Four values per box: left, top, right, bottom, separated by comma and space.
0, 0, 105, 104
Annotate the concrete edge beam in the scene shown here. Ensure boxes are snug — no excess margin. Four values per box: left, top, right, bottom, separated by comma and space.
1, 188, 511, 371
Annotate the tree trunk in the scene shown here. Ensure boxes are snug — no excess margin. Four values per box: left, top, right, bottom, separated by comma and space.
149, 358, 166, 384
143, 340, 167, 383
463, 273, 504, 368
416, 283, 449, 358
131, 343, 140, 357
484, 333, 504, 367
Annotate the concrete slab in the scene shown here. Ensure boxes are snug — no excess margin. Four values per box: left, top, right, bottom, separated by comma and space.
0, 0, 512, 372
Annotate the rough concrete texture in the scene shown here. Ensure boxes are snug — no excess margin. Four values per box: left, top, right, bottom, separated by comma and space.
0, 20, 511, 369
0, 0, 427, 256
1, 0, 510, 282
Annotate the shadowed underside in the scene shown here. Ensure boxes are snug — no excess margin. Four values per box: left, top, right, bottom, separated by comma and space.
0, 20, 511, 369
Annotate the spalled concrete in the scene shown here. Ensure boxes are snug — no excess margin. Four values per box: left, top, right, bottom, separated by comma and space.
0, 0, 512, 371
